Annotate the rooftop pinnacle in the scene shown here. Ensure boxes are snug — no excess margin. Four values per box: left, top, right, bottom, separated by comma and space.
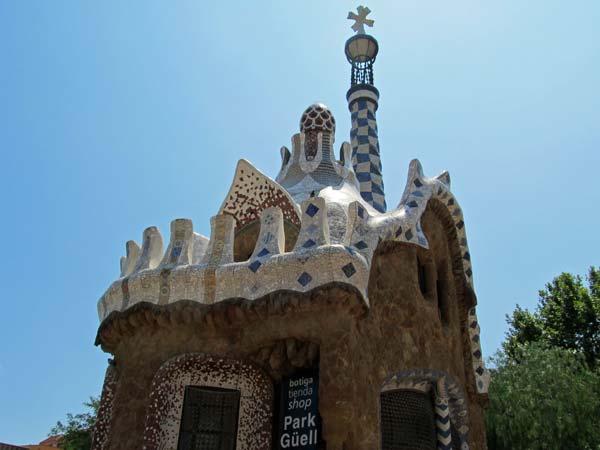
347, 5, 374, 35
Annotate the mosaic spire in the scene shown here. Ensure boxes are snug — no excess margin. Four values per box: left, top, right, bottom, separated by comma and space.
346, 6, 386, 213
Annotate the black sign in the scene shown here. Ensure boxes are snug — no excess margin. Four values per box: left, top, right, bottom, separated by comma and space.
278, 370, 320, 450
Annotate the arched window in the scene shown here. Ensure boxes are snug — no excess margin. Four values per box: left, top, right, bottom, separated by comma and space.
178, 386, 240, 450
380, 389, 437, 450
143, 354, 273, 450
380, 371, 470, 450
416, 254, 436, 300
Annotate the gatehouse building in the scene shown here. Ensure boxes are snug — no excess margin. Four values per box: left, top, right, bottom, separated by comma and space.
92, 7, 490, 450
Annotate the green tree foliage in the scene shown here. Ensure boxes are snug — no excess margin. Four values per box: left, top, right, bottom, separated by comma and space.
50, 396, 99, 450
504, 266, 600, 368
486, 344, 600, 450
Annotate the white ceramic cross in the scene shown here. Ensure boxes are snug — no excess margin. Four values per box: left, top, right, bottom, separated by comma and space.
347, 6, 374, 34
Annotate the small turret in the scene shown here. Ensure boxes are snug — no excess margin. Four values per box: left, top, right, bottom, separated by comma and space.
346, 6, 386, 213
276, 103, 355, 203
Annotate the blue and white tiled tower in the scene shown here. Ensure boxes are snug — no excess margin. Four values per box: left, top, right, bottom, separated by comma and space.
346, 6, 386, 213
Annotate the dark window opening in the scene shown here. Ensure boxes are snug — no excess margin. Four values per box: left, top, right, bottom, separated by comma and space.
451, 422, 462, 450
177, 386, 240, 450
233, 222, 260, 262
381, 389, 437, 450
417, 259, 427, 296
234, 221, 299, 262
436, 266, 450, 327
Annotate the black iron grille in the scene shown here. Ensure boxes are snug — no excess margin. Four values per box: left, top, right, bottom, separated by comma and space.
177, 386, 241, 450
451, 422, 462, 450
380, 389, 437, 450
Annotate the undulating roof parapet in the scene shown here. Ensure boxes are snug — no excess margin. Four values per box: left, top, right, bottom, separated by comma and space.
97, 154, 488, 392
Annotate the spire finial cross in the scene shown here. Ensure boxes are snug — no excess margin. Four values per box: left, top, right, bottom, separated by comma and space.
347, 6, 374, 35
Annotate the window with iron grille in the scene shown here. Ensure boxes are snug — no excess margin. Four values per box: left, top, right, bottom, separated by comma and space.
451, 422, 462, 450
177, 386, 241, 450
380, 389, 437, 450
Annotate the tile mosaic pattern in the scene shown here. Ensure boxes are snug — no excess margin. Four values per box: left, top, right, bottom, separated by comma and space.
434, 379, 452, 450
91, 363, 118, 450
300, 103, 336, 134
468, 308, 490, 394
345, 159, 473, 287
119, 240, 140, 277
382, 370, 470, 450
276, 105, 364, 207
97, 158, 487, 394
133, 227, 164, 273
350, 98, 386, 213
247, 207, 285, 273
293, 198, 330, 251
143, 353, 272, 450
219, 159, 301, 231
277, 131, 347, 204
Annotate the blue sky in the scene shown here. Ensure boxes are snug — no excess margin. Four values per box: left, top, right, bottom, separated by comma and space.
1, 0, 599, 444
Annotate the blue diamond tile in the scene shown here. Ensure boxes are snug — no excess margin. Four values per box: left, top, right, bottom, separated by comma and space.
248, 260, 262, 273
407, 200, 418, 208
302, 239, 316, 248
456, 220, 464, 230
342, 263, 356, 278
305, 203, 319, 217
256, 248, 270, 258
297, 272, 312, 287
354, 240, 368, 250
395, 226, 403, 238
475, 366, 484, 376
414, 179, 423, 187
405, 229, 414, 240
357, 206, 365, 219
